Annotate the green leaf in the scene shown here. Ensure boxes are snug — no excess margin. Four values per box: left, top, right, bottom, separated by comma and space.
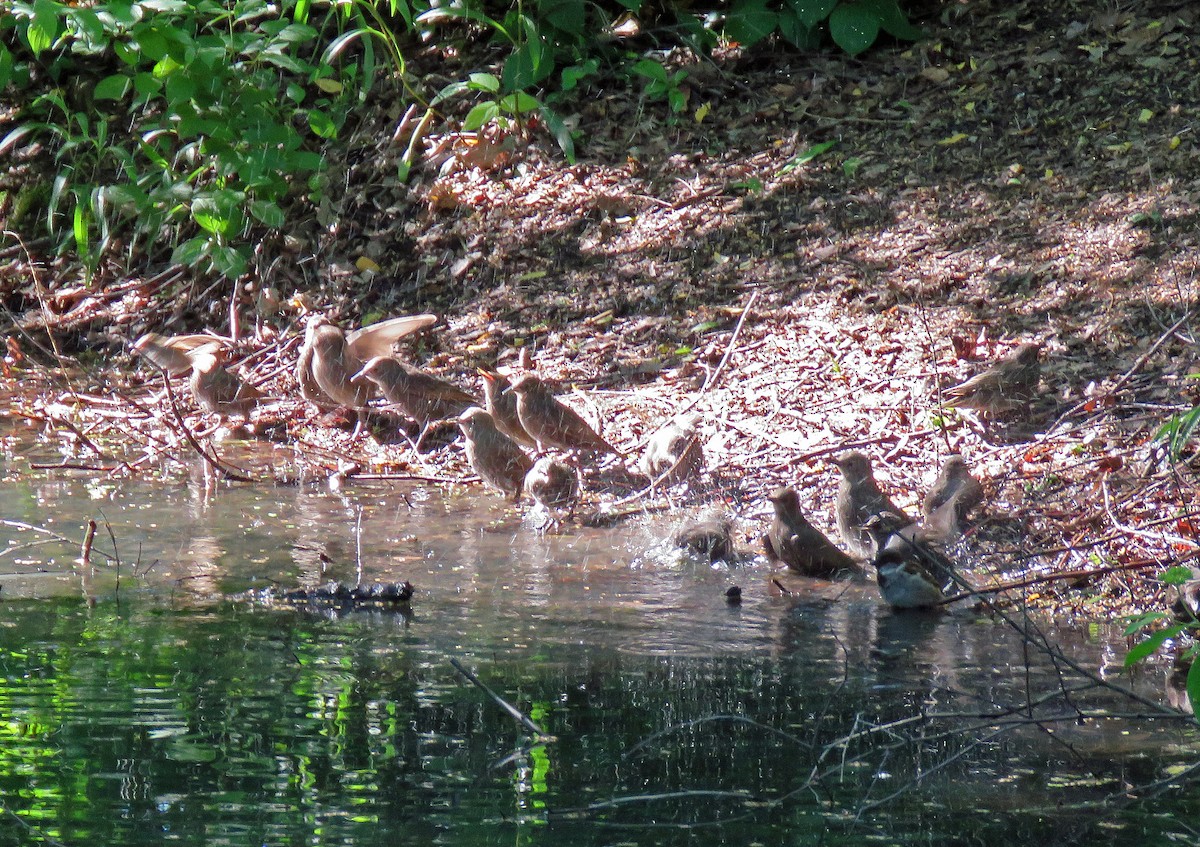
463, 101, 499, 132
0, 44, 13, 90
632, 59, 668, 83
308, 109, 337, 139
27, 0, 62, 54
249, 199, 285, 227
94, 74, 131, 101
780, 139, 838, 173
502, 35, 553, 90
212, 243, 248, 279
789, 0, 838, 29
499, 91, 540, 115
72, 201, 89, 258
468, 72, 501, 93
1163, 566, 1197, 586
843, 156, 863, 177
860, 0, 924, 40
540, 0, 586, 37
173, 235, 208, 266
538, 104, 575, 163
1122, 610, 1168, 636
777, 11, 820, 49
725, 0, 777, 46
561, 58, 598, 91
1124, 623, 1186, 667
1155, 405, 1200, 462
829, 2, 880, 56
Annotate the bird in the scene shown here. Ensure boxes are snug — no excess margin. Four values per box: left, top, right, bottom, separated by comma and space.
640, 411, 704, 485
922, 455, 984, 534
457, 407, 533, 501
833, 451, 913, 559
763, 486, 862, 579
524, 456, 579, 512
1171, 569, 1200, 623
133, 332, 227, 376
479, 369, 536, 447
508, 374, 620, 455
296, 313, 438, 408
864, 513, 960, 610
674, 515, 734, 563
303, 321, 375, 409
942, 342, 1042, 415
353, 356, 476, 427
186, 343, 264, 423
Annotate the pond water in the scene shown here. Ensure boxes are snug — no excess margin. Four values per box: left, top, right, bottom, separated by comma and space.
1, 434, 1198, 846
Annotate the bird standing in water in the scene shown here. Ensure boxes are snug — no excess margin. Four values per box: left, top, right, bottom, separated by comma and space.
763, 486, 862, 579
833, 452, 912, 559
922, 455, 984, 540
865, 512, 961, 610
524, 456, 579, 513
458, 407, 533, 501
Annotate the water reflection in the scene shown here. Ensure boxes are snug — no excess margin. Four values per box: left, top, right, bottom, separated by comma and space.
1, 448, 1199, 846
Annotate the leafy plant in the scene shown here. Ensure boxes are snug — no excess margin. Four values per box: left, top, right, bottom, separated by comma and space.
2, 0, 407, 280
1155, 388, 1200, 462
1123, 565, 1200, 721
726, 0, 923, 56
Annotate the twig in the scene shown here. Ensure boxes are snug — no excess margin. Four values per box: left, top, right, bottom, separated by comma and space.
78, 519, 96, 567
1047, 308, 1195, 434
449, 658, 548, 737
701, 290, 759, 394
1102, 475, 1198, 549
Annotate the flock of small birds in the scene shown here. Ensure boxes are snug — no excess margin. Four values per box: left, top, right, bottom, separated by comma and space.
132, 313, 1049, 612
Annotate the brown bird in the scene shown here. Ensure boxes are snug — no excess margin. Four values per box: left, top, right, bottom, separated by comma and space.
640, 411, 704, 485
865, 513, 960, 609
943, 342, 1042, 415
354, 356, 475, 426
509, 374, 620, 455
296, 314, 438, 408
922, 455, 984, 534
304, 321, 375, 409
674, 515, 734, 563
187, 343, 264, 422
133, 332, 227, 376
833, 452, 913, 559
763, 486, 862, 579
524, 456, 579, 512
458, 407, 533, 501
1171, 568, 1200, 623
479, 369, 536, 447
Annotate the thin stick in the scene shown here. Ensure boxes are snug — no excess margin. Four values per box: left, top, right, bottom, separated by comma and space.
449, 658, 547, 737
701, 290, 759, 394
78, 519, 97, 567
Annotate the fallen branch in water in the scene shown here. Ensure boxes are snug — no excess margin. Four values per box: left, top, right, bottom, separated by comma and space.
450, 657, 549, 738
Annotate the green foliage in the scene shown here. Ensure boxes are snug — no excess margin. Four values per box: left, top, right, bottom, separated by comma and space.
1123, 567, 1200, 721
1155, 398, 1200, 462
1, 0, 406, 280
727, 0, 922, 55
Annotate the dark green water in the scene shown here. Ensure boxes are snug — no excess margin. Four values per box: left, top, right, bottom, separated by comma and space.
1, 444, 1198, 846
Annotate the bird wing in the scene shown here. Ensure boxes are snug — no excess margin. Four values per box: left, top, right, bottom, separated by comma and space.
347, 314, 438, 360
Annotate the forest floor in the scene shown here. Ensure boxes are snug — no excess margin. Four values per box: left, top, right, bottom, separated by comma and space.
4, 0, 1200, 621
